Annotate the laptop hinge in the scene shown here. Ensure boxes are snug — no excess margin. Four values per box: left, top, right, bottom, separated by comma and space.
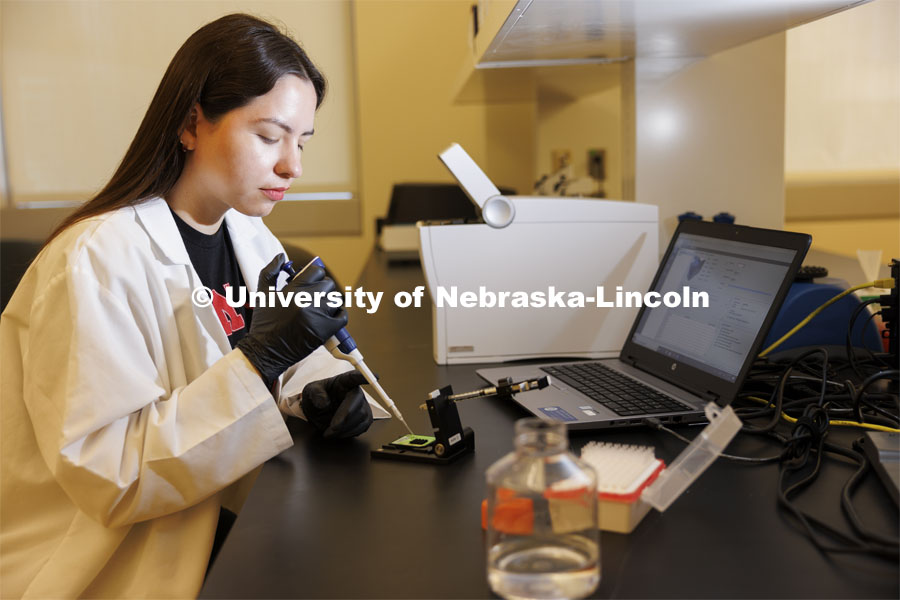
703, 391, 720, 403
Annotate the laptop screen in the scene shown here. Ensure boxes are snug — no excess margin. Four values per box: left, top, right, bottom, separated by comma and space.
630, 232, 798, 382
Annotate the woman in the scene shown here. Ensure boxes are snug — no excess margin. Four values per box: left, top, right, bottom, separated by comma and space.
0, 14, 381, 598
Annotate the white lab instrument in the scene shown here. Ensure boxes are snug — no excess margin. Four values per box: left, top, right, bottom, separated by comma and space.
418, 143, 659, 364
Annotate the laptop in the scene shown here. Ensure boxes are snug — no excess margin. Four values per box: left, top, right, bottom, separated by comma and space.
477, 219, 811, 429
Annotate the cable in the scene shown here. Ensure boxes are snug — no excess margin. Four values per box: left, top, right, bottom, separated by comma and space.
755, 374, 845, 387
858, 309, 883, 351
852, 370, 899, 424
742, 395, 899, 433
760, 278, 896, 357
856, 393, 900, 426
846, 438, 900, 548
825, 420, 898, 433
741, 349, 898, 432
777, 437, 898, 560
644, 400, 897, 556
719, 346, 899, 559
846, 298, 882, 379
741, 348, 829, 433
857, 311, 895, 370
773, 407, 900, 560
643, 417, 785, 464
777, 395, 898, 428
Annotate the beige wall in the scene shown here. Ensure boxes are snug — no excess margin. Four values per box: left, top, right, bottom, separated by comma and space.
535, 65, 623, 200
0, 0, 536, 286
302, 0, 535, 286
786, 0, 899, 175
1, 0, 358, 201
635, 33, 788, 242
784, 0, 900, 262
786, 218, 900, 265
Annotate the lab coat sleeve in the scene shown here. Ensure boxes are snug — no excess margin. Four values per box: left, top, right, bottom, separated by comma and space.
22, 266, 292, 529
274, 350, 391, 420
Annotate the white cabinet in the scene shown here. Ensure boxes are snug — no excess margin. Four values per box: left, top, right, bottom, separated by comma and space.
470, 0, 866, 69
460, 0, 870, 246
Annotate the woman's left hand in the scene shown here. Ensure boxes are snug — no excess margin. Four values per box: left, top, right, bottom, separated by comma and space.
300, 371, 373, 438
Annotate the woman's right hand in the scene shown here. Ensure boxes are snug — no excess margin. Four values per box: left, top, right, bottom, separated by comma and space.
237, 254, 347, 388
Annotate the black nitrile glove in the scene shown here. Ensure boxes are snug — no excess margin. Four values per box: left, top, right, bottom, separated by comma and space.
301, 371, 373, 438
237, 254, 348, 389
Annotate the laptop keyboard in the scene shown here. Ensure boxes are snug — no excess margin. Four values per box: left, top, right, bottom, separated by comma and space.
540, 362, 693, 416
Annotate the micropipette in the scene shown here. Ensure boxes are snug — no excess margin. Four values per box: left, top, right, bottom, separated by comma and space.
283, 257, 414, 435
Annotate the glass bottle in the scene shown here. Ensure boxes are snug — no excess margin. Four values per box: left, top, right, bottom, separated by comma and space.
486, 418, 600, 600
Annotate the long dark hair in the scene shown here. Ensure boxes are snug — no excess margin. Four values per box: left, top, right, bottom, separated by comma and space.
46, 13, 325, 245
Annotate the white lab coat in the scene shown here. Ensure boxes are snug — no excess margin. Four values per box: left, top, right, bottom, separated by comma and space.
0, 197, 385, 598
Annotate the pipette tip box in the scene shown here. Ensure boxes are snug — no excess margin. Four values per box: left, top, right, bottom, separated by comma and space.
581, 441, 665, 534
480, 442, 665, 535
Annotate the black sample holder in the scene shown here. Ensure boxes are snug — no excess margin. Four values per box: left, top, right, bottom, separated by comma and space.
371, 385, 475, 465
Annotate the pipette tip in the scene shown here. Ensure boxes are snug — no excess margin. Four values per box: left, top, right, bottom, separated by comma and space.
394, 413, 414, 435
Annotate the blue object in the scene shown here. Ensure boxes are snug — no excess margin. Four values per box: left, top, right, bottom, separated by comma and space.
712, 212, 735, 224
282, 257, 358, 354
678, 211, 703, 222
764, 278, 882, 352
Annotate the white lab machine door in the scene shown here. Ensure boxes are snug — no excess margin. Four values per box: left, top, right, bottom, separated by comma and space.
419, 197, 658, 364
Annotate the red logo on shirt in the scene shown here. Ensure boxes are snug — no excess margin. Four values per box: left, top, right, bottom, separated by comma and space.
211, 284, 245, 335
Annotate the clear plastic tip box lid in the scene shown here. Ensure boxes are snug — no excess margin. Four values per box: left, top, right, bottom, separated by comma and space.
640, 403, 743, 512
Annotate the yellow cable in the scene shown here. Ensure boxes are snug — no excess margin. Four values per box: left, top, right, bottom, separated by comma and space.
759, 278, 895, 358
828, 420, 900, 433
745, 396, 900, 433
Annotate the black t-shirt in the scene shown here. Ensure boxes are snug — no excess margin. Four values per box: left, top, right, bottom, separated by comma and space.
171, 210, 250, 348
